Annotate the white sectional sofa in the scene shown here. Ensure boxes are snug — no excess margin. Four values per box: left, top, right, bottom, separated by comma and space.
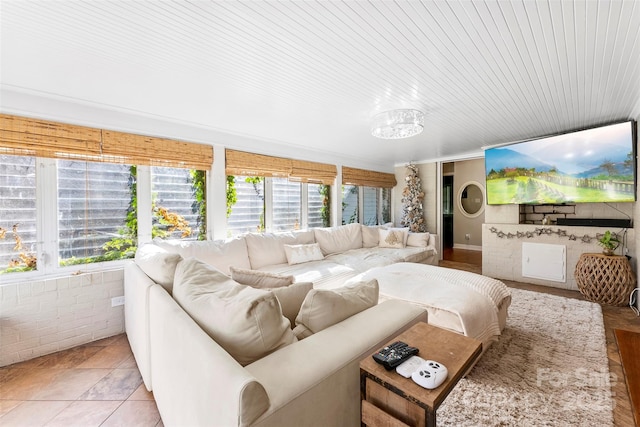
125, 223, 436, 426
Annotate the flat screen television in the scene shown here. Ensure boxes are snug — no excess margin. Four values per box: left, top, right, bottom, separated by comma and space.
485, 121, 637, 205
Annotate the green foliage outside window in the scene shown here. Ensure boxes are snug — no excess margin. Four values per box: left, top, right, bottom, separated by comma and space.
320, 184, 331, 227
226, 175, 237, 218
245, 176, 265, 232
191, 170, 206, 240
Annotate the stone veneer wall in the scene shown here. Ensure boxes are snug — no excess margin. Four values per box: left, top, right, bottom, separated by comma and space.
483, 223, 636, 291
0, 268, 125, 366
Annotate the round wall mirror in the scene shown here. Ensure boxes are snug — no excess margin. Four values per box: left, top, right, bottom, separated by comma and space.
457, 181, 485, 218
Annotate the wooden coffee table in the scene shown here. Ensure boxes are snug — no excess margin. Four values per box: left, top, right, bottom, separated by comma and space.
360, 322, 482, 427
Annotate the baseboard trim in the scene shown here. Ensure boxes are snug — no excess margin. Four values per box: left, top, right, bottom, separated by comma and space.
453, 243, 482, 252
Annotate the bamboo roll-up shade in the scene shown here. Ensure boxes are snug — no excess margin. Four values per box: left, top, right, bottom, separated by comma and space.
225, 149, 292, 177
102, 130, 213, 170
342, 166, 397, 188
289, 159, 337, 185
0, 114, 102, 158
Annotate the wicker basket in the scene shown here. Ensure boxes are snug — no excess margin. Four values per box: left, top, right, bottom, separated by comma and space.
574, 253, 637, 306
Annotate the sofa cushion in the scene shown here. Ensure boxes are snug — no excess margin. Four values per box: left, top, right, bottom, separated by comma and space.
361, 225, 383, 248
271, 282, 314, 327
284, 243, 324, 265
134, 243, 183, 292
245, 230, 315, 269
378, 228, 408, 248
152, 236, 251, 275
407, 232, 430, 247
293, 279, 379, 339
173, 258, 296, 365
229, 266, 295, 289
313, 223, 363, 256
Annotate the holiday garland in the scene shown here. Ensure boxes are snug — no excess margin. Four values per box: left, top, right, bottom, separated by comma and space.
488, 226, 620, 244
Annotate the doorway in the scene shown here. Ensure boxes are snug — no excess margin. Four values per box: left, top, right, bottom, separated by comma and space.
442, 175, 453, 250
440, 160, 484, 266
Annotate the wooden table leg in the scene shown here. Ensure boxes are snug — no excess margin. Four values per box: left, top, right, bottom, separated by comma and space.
426, 409, 435, 427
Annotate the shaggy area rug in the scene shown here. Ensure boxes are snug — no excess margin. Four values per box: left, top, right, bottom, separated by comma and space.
438, 288, 614, 426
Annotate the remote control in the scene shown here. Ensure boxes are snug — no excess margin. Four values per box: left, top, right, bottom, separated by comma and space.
395, 355, 426, 378
372, 341, 420, 370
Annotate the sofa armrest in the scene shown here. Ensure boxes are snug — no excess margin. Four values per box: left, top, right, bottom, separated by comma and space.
425, 233, 440, 265
124, 261, 155, 391
149, 284, 270, 427
247, 299, 427, 427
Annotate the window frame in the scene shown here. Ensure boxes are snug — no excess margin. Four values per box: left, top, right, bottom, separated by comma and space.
226, 176, 331, 236
1, 157, 207, 284
1, 157, 131, 283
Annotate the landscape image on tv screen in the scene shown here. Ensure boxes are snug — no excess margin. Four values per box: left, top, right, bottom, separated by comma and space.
485, 121, 636, 205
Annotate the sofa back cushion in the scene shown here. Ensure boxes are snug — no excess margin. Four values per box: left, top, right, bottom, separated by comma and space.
293, 278, 379, 339
245, 230, 315, 269
173, 258, 296, 366
134, 244, 183, 292
361, 225, 383, 248
313, 223, 363, 256
152, 237, 251, 275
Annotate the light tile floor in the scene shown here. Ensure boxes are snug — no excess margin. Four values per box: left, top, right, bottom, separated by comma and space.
0, 334, 162, 426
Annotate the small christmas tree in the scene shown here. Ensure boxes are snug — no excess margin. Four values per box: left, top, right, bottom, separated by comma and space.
400, 163, 427, 232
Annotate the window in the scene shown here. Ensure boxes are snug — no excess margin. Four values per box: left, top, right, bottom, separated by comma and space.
308, 183, 330, 228
381, 187, 391, 223
342, 185, 359, 224
58, 160, 133, 266
225, 150, 336, 234
227, 176, 330, 235
0, 114, 213, 278
0, 155, 37, 273
362, 186, 392, 225
152, 166, 205, 240
342, 166, 396, 226
272, 178, 301, 231
362, 187, 378, 225
227, 176, 265, 236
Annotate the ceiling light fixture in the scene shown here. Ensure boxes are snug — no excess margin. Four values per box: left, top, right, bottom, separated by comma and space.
371, 109, 424, 139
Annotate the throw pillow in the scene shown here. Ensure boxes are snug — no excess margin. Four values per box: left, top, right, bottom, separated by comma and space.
270, 282, 314, 327
407, 232, 430, 247
134, 244, 183, 292
229, 266, 295, 289
378, 228, 409, 249
173, 258, 296, 366
283, 243, 324, 265
293, 279, 379, 339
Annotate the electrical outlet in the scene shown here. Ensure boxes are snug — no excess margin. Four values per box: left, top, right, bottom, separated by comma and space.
111, 296, 125, 307
465, 233, 470, 240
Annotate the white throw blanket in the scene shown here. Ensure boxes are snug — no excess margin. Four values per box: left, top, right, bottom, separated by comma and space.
353, 263, 511, 346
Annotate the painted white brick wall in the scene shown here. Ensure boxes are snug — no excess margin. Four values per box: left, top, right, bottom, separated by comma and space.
483, 224, 636, 291
0, 268, 125, 367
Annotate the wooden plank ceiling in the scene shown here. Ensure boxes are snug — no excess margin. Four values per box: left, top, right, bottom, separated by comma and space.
1, 0, 640, 168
